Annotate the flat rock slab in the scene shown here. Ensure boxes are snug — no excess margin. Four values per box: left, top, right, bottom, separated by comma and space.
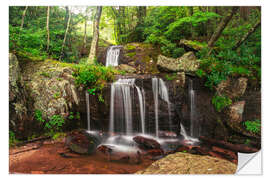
136, 152, 237, 174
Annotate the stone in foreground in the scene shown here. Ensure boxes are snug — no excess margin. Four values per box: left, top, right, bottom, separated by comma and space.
136, 152, 237, 174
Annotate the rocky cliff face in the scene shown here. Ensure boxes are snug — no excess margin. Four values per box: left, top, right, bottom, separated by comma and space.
9, 51, 261, 148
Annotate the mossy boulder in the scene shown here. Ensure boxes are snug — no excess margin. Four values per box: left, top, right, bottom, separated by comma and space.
157, 52, 199, 73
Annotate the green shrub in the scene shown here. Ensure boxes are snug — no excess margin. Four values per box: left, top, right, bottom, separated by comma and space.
73, 64, 117, 102
34, 109, 44, 123
9, 131, 19, 146
212, 94, 232, 112
165, 73, 177, 81
244, 119, 261, 133
45, 115, 65, 134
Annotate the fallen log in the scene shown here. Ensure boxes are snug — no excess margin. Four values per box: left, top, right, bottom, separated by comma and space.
16, 136, 51, 146
199, 136, 259, 153
212, 146, 237, 160
10, 144, 41, 155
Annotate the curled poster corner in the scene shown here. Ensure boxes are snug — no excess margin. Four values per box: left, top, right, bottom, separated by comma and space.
236, 151, 262, 174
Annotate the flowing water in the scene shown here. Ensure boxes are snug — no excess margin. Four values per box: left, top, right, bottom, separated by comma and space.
109, 78, 147, 135
105, 46, 122, 67
152, 78, 173, 137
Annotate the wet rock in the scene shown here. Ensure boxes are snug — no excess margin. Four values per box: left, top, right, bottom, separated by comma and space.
136, 152, 237, 174
158, 131, 177, 138
65, 130, 101, 154
133, 136, 161, 150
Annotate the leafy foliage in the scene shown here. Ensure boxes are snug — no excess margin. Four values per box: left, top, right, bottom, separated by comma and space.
244, 119, 261, 133
73, 64, 117, 102
212, 94, 232, 112
9, 131, 19, 146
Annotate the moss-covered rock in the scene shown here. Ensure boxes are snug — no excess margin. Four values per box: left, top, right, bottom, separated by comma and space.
179, 39, 206, 52
157, 52, 199, 73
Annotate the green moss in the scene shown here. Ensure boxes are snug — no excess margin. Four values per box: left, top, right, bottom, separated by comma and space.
124, 44, 136, 51
40, 71, 51, 78
126, 52, 136, 57
53, 92, 61, 99
165, 73, 178, 81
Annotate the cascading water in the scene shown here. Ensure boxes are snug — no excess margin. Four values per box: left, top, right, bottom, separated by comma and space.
109, 79, 146, 135
178, 79, 199, 143
189, 79, 196, 137
152, 77, 173, 137
135, 86, 146, 134
85, 90, 91, 130
152, 78, 159, 137
105, 46, 121, 67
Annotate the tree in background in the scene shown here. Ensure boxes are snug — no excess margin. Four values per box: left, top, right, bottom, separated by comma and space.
88, 6, 102, 64
46, 6, 50, 52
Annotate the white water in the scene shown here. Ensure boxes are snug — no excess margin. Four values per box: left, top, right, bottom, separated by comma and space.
135, 86, 146, 134
109, 79, 146, 135
85, 90, 91, 130
189, 79, 195, 137
159, 78, 172, 131
152, 78, 159, 137
105, 46, 121, 67
152, 78, 173, 137
180, 123, 199, 143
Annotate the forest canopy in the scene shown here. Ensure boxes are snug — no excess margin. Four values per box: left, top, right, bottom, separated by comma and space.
9, 6, 261, 88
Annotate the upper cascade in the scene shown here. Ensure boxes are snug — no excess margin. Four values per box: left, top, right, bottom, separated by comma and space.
105, 45, 122, 67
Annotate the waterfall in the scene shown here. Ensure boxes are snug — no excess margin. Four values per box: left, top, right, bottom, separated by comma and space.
152, 78, 172, 137
136, 86, 145, 134
152, 78, 159, 137
179, 79, 199, 143
105, 46, 121, 67
109, 78, 146, 135
159, 78, 172, 131
189, 79, 200, 138
85, 90, 91, 130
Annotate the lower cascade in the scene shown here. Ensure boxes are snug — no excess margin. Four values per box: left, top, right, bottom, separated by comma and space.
85, 77, 199, 154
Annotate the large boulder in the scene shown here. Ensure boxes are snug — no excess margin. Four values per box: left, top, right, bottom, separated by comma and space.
9, 56, 85, 138
216, 77, 248, 99
224, 101, 260, 139
65, 129, 102, 154
9, 53, 32, 138
22, 59, 81, 120
136, 152, 237, 174
157, 52, 199, 73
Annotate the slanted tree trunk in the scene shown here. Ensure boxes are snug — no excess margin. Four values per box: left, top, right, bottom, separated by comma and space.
60, 6, 71, 61
46, 6, 50, 52
20, 6, 28, 31
87, 6, 102, 64
83, 16, 87, 49
208, 7, 239, 48
232, 20, 261, 50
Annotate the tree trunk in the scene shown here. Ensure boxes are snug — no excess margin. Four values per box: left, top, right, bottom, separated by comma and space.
60, 6, 71, 60
232, 20, 261, 50
46, 6, 50, 52
87, 6, 102, 64
208, 7, 239, 48
83, 17, 87, 49
20, 6, 28, 31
